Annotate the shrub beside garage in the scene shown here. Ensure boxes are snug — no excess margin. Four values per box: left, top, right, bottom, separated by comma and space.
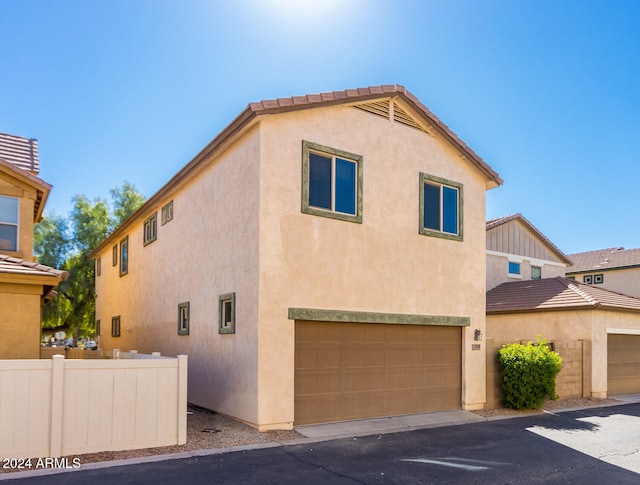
498, 337, 563, 410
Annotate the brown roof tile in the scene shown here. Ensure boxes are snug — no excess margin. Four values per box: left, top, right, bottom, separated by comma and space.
0, 132, 39, 174
567, 247, 640, 273
487, 277, 640, 314
0, 254, 67, 279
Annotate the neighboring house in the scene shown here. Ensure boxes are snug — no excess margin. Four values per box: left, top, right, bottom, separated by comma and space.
566, 247, 640, 298
90, 85, 503, 430
486, 213, 572, 290
0, 132, 67, 359
487, 277, 640, 398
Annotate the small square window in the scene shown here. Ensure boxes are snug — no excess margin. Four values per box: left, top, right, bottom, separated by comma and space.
161, 200, 174, 225
583, 275, 593, 284
218, 293, 236, 334
178, 302, 190, 335
95, 257, 101, 277
111, 316, 121, 337
419, 173, 463, 241
143, 213, 157, 246
508, 261, 521, 275
119, 236, 129, 277
302, 141, 362, 224
531, 266, 542, 280
594, 274, 604, 284
112, 244, 118, 266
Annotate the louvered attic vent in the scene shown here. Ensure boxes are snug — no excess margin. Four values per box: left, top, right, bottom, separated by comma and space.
351, 99, 429, 134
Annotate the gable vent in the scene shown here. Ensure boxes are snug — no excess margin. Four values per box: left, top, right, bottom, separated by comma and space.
393, 103, 428, 133
351, 100, 390, 120
351, 100, 429, 134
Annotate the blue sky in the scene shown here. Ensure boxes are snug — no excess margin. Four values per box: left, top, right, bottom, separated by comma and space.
1, 0, 639, 254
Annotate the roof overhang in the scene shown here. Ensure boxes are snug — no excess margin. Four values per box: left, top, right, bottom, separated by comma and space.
0, 157, 51, 222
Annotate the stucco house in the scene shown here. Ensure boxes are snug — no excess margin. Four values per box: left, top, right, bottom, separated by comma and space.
0, 132, 67, 359
566, 247, 640, 298
90, 85, 503, 429
486, 213, 572, 291
485, 214, 640, 403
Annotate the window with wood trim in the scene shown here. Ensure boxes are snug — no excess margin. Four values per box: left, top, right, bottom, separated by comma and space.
143, 213, 157, 246
111, 316, 121, 337
178, 302, 190, 335
161, 200, 174, 225
219, 293, 236, 334
112, 244, 118, 266
419, 173, 463, 241
119, 236, 129, 276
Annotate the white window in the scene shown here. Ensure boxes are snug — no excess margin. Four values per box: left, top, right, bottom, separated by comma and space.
219, 293, 236, 334
0, 195, 19, 251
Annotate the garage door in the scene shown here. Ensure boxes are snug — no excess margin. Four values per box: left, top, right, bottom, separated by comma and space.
295, 320, 461, 425
608, 334, 640, 395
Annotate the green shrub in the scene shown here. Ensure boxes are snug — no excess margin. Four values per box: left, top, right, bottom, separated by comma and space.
498, 337, 563, 410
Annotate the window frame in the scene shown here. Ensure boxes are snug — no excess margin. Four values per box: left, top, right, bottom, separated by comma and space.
95, 257, 101, 277
143, 212, 158, 246
418, 173, 463, 241
508, 261, 522, 276
531, 265, 542, 280
0, 195, 19, 252
218, 292, 236, 334
119, 236, 129, 277
112, 244, 118, 266
178, 301, 190, 335
161, 200, 174, 225
111, 316, 121, 337
301, 140, 363, 224
96, 319, 101, 337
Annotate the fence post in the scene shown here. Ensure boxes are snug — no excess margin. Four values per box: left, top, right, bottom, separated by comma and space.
177, 354, 188, 445
50, 355, 65, 457
151, 352, 161, 359
130, 350, 138, 359
113, 349, 120, 359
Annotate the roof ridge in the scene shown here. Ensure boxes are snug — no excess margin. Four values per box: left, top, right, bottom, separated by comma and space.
560, 277, 600, 307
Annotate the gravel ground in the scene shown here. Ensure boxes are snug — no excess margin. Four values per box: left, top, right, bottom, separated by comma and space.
0, 398, 622, 474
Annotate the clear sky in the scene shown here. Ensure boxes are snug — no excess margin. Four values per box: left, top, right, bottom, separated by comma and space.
2, 0, 639, 255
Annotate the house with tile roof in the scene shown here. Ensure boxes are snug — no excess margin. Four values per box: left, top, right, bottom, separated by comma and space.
0, 133, 67, 359
487, 276, 640, 399
566, 247, 640, 299
90, 85, 502, 430
486, 213, 572, 290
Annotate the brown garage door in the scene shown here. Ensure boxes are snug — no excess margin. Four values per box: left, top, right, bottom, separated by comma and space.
608, 334, 640, 395
295, 320, 461, 425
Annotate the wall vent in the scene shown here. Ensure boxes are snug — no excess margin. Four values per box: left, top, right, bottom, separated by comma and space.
351, 100, 429, 134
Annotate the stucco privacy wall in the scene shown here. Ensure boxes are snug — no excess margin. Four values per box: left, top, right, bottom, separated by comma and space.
256, 102, 490, 425
95, 126, 262, 424
487, 309, 640, 399
0, 284, 42, 358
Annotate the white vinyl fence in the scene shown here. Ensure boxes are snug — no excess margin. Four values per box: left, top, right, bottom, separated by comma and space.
0, 353, 187, 459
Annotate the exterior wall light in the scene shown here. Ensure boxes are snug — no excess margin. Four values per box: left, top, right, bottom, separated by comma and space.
474, 328, 483, 341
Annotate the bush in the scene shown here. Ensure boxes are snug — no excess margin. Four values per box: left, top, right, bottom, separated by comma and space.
498, 337, 563, 410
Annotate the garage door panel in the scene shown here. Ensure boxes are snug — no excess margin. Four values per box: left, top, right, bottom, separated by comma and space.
608, 334, 640, 395
295, 321, 462, 425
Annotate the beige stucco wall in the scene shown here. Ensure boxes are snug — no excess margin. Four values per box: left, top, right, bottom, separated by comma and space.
257, 103, 491, 425
95, 125, 262, 425
570, 268, 640, 299
487, 253, 566, 290
0, 282, 43, 359
487, 309, 640, 399
95, 101, 496, 429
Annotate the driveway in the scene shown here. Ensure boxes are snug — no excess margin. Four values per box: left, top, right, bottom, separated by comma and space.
6, 401, 640, 484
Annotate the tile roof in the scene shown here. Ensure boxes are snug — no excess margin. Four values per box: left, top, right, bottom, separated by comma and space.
487, 276, 640, 314
486, 213, 572, 265
0, 132, 39, 174
0, 254, 67, 280
567, 247, 640, 273
90, 84, 503, 258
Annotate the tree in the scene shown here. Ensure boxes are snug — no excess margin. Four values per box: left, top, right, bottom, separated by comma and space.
34, 182, 146, 336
